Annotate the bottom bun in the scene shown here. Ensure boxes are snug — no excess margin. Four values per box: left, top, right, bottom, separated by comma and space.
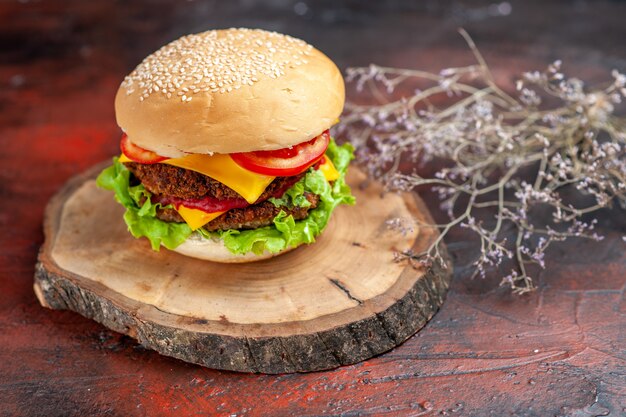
169, 233, 298, 263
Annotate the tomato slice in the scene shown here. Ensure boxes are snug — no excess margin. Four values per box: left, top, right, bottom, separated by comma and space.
120, 134, 168, 164
231, 130, 330, 176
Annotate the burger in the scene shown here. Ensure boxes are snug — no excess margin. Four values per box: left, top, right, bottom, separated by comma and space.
96, 28, 354, 262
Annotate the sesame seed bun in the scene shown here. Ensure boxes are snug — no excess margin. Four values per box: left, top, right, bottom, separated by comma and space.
115, 28, 345, 157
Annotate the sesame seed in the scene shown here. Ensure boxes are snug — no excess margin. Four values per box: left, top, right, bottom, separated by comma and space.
121, 28, 313, 102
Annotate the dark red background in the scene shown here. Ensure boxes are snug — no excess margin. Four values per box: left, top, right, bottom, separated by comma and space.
1, 1, 625, 416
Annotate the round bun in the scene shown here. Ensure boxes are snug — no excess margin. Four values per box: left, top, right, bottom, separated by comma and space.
115, 28, 345, 157
171, 233, 298, 263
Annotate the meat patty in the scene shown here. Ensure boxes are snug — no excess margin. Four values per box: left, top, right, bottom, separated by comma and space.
125, 162, 304, 201
156, 192, 320, 231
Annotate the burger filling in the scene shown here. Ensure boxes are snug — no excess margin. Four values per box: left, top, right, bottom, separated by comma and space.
125, 162, 304, 201
96, 135, 355, 255
155, 194, 320, 231
125, 162, 321, 231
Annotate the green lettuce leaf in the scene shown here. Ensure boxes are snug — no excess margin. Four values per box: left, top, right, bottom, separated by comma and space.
268, 177, 311, 208
96, 158, 193, 250
96, 138, 355, 255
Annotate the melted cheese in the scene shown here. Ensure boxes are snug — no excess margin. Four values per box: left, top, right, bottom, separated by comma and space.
319, 157, 340, 182
176, 206, 225, 231
163, 154, 275, 204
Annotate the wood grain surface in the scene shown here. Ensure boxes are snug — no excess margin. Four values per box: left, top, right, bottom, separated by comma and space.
1, 0, 625, 416
34, 164, 450, 373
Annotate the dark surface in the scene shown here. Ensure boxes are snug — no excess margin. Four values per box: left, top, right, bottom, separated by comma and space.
1, 0, 625, 415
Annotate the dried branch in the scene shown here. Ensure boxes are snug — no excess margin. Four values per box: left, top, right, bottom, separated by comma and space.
340, 29, 626, 293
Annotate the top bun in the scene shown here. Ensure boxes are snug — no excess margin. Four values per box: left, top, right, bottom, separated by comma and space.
115, 28, 345, 157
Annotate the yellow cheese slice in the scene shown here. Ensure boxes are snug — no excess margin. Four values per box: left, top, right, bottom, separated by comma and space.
176, 206, 225, 231
319, 157, 340, 182
163, 154, 275, 204
118, 153, 131, 163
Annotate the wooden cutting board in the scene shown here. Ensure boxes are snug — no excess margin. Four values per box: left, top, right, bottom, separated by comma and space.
34, 162, 451, 373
